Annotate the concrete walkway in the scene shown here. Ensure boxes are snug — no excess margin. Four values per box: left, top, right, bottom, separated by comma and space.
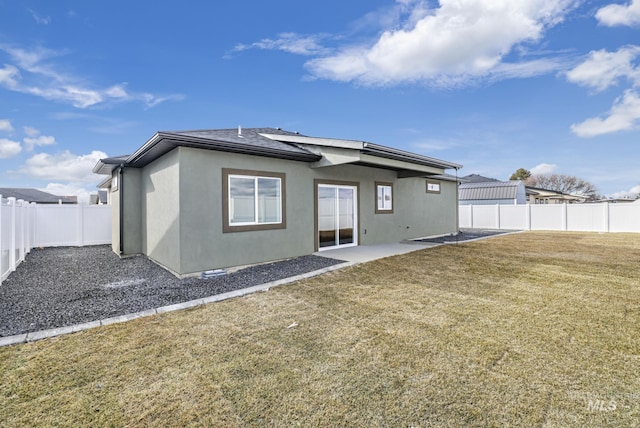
315, 241, 439, 264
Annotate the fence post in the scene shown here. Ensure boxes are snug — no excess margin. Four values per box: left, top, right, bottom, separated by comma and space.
603, 202, 610, 233
19, 200, 26, 262
26, 203, 32, 253
8, 197, 16, 272
526, 204, 531, 231
0, 194, 3, 286
33, 203, 39, 248
469, 204, 474, 229
32, 202, 37, 249
77, 204, 84, 246
24, 201, 30, 255
496, 204, 501, 230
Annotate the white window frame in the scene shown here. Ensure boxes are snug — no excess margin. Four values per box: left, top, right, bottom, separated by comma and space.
111, 171, 119, 192
228, 174, 282, 226
223, 168, 286, 233
426, 180, 441, 194
375, 182, 393, 214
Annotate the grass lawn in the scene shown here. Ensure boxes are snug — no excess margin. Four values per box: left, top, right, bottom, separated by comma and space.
1, 232, 639, 427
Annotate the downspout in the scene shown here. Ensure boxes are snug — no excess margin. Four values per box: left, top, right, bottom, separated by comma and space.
118, 164, 124, 255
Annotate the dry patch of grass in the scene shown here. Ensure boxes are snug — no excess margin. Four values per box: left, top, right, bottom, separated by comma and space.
1, 232, 639, 427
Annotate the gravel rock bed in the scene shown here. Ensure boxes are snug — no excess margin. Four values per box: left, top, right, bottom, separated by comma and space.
415, 229, 514, 244
0, 246, 345, 337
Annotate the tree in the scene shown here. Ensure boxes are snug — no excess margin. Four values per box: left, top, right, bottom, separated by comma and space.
525, 173, 598, 197
509, 168, 531, 181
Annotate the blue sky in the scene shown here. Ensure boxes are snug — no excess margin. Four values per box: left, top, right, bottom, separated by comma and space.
1, 0, 639, 202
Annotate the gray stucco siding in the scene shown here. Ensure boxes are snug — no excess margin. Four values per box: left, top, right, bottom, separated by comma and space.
110, 170, 120, 254
177, 147, 316, 274
141, 148, 181, 273
395, 177, 457, 241
131, 146, 458, 275
120, 168, 142, 255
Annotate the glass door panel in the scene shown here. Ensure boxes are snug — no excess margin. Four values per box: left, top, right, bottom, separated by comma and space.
338, 188, 354, 245
318, 186, 337, 248
317, 184, 357, 250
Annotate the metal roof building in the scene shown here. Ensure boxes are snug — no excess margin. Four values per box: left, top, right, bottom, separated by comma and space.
459, 180, 527, 205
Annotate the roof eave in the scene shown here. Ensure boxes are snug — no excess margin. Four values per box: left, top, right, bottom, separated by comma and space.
363, 143, 462, 170
97, 176, 113, 189
92, 155, 128, 175
125, 132, 322, 168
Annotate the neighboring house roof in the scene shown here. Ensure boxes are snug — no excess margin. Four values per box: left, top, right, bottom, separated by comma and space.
525, 186, 586, 202
98, 190, 108, 204
89, 190, 109, 205
0, 188, 77, 204
459, 181, 523, 200
593, 197, 637, 203
461, 174, 500, 183
94, 127, 462, 177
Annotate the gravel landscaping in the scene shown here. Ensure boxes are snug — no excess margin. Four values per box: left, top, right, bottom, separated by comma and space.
415, 228, 515, 244
0, 246, 345, 337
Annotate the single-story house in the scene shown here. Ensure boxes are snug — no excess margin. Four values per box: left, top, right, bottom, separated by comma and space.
0, 188, 78, 204
93, 127, 462, 277
526, 186, 586, 204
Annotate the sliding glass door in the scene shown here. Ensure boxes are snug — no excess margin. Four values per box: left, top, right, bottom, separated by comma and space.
317, 184, 357, 250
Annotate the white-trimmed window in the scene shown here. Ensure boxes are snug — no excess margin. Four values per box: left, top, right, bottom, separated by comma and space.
426, 180, 441, 194
111, 171, 119, 192
375, 182, 393, 214
223, 169, 286, 233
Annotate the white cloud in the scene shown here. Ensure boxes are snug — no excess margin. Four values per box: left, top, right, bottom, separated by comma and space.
571, 90, 640, 137
23, 135, 55, 151
230, 33, 330, 57
28, 9, 51, 25
140, 93, 186, 108
0, 138, 22, 158
0, 64, 20, 88
40, 183, 92, 205
596, 0, 640, 27
610, 184, 640, 199
303, 0, 577, 86
22, 127, 56, 151
0, 44, 184, 108
566, 46, 640, 92
567, 46, 640, 137
19, 150, 107, 183
0, 119, 14, 133
531, 163, 558, 175
23, 126, 39, 137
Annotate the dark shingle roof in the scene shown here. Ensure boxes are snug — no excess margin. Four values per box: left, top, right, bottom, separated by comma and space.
94, 127, 462, 175
462, 174, 500, 183
111, 127, 322, 170
172, 128, 314, 157
0, 188, 76, 204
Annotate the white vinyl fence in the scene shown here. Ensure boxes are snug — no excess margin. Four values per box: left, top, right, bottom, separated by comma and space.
1, 196, 112, 284
460, 203, 640, 233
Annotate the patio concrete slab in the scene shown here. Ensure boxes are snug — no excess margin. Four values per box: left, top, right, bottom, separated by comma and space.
314, 241, 439, 264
